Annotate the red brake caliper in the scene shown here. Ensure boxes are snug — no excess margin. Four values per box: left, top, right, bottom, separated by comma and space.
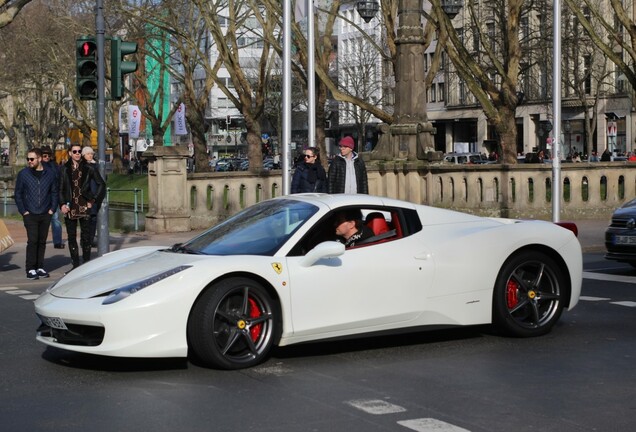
506, 279, 519, 309
248, 297, 262, 341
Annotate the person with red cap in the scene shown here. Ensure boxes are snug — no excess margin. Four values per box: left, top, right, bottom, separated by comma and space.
327, 135, 368, 194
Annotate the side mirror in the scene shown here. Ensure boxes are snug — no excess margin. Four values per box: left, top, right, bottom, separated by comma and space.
300, 241, 345, 267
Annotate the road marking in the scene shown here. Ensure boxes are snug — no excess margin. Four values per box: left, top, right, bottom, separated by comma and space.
0, 287, 20, 291
583, 271, 636, 284
345, 399, 407, 415
398, 418, 471, 432
5, 290, 32, 295
20, 294, 40, 300
580, 296, 611, 301
610, 301, 636, 307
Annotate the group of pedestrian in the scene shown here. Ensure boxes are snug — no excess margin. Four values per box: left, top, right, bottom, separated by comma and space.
291, 136, 368, 194
14, 144, 106, 280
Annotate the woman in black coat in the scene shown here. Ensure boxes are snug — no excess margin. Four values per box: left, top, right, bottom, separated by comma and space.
291, 147, 327, 193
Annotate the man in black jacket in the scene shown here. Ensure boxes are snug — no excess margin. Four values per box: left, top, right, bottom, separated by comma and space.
327, 136, 368, 194
59, 144, 106, 271
14, 148, 59, 279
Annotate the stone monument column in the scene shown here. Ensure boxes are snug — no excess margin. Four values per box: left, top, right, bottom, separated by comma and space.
144, 146, 191, 233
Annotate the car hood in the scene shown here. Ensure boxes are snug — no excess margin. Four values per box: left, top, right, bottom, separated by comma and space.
49, 247, 205, 299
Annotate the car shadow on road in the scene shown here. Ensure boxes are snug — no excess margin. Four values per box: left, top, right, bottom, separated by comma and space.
271, 325, 492, 361
41, 347, 188, 372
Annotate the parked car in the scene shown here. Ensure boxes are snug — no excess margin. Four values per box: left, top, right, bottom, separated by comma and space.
215, 158, 235, 172
34, 194, 582, 370
605, 198, 636, 266
443, 152, 489, 164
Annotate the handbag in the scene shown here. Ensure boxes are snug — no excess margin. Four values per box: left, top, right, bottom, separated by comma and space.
0, 219, 15, 253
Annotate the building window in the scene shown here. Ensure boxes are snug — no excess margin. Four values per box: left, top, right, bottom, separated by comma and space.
438, 83, 445, 102
487, 22, 495, 51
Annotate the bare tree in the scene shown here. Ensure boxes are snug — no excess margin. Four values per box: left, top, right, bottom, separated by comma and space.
338, 35, 387, 150
0, 0, 33, 28
561, 4, 612, 159
184, 0, 281, 172
0, 0, 94, 165
113, 1, 184, 150
564, 0, 636, 92
430, 0, 528, 164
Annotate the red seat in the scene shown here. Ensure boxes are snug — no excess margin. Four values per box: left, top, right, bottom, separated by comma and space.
365, 212, 390, 235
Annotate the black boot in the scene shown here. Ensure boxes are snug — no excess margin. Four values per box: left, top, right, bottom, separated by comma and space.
82, 247, 91, 264
66, 243, 80, 274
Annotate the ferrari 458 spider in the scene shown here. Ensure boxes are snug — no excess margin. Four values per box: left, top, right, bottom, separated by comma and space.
35, 194, 582, 369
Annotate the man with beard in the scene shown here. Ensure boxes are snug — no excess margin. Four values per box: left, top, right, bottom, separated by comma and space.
14, 148, 59, 279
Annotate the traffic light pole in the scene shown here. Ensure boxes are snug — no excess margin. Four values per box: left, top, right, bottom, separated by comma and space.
96, 0, 109, 256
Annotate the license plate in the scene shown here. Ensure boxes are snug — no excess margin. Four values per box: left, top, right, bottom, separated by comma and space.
614, 235, 636, 245
39, 315, 68, 330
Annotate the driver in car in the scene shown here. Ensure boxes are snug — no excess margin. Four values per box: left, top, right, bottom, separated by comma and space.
333, 209, 374, 248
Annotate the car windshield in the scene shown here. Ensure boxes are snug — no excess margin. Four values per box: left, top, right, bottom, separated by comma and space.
177, 199, 319, 256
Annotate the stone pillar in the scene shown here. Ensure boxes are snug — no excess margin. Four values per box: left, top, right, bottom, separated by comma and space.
370, 0, 435, 162
144, 146, 191, 233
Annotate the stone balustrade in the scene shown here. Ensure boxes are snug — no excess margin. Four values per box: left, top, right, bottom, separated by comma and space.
176, 158, 636, 230
3, 149, 633, 232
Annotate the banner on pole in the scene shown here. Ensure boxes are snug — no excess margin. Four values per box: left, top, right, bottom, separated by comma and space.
174, 103, 188, 135
128, 105, 141, 139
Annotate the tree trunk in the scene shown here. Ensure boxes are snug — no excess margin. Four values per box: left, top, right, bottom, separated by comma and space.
187, 109, 209, 173
496, 108, 518, 165
243, 114, 263, 172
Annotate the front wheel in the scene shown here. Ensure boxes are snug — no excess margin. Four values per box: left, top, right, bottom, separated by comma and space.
187, 277, 277, 369
493, 251, 566, 337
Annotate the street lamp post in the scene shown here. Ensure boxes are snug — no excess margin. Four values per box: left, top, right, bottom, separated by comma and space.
358, 0, 462, 161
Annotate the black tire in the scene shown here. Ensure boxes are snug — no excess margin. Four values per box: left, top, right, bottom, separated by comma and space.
493, 250, 566, 337
187, 277, 277, 369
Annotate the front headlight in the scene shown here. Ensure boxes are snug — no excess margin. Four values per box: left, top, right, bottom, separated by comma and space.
101, 265, 191, 305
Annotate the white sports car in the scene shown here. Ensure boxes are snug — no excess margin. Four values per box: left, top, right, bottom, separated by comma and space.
35, 194, 582, 369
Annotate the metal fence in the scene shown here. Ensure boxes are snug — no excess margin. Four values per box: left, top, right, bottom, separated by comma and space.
106, 187, 144, 231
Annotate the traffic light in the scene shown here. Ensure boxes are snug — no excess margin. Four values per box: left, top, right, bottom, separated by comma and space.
76, 36, 98, 100
111, 37, 138, 100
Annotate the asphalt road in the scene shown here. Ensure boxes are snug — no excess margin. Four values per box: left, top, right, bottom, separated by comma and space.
1, 252, 635, 432
2, 219, 634, 432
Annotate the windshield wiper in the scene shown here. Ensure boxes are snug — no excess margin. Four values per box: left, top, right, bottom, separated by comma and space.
169, 243, 202, 254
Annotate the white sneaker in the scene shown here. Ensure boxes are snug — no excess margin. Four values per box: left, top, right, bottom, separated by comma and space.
36, 268, 50, 278
26, 270, 39, 280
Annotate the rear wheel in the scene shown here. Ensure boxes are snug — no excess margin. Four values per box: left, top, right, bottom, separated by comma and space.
188, 277, 277, 369
493, 251, 566, 337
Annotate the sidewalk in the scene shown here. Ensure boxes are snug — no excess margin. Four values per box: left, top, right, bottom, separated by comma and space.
1, 218, 204, 284
0, 217, 607, 285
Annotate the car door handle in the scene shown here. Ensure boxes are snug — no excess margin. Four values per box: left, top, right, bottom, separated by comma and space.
414, 252, 432, 260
